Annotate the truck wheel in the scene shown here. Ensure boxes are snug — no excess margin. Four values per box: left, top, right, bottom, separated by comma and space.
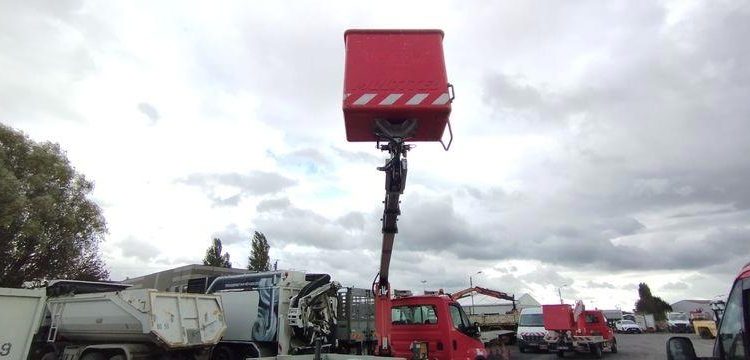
80, 352, 107, 360
611, 339, 618, 353
556, 350, 565, 358
211, 346, 236, 360
592, 344, 603, 359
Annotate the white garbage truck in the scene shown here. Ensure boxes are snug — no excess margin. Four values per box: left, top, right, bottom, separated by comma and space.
0, 280, 226, 360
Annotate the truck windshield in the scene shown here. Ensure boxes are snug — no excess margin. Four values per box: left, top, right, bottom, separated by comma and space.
392, 305, 438, 325
717, 279, 747, 358
519, 314, 544, 326
449, 304, 472, 329
668, 313, 688, 321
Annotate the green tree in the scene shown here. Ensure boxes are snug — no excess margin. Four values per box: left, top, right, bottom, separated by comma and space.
247, 231, 270, 271
0, 124, 109, 287
202, 238, 231, 268
635, 283, 673, 321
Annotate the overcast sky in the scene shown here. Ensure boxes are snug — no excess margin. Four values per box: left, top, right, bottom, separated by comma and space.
3, 0, 749, 310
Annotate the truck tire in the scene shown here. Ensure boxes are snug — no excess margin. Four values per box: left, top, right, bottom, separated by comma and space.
211, 345, 237, 360
592, 343, 603, 359
611, 339, 618, 353
556, 350, 565, 358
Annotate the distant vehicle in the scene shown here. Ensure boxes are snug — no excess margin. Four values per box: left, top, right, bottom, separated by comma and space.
516, 307, 548, 353
614, 320, 643, 333
543, 301, 617, 358
666, 262, 750, 359
451, 286, 518, 344
634, 314, 656, 332
666, 312, 692, 333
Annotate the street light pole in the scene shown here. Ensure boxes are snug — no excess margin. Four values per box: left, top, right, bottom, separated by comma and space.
469, 270, 482, 315
421, 280, 427, 295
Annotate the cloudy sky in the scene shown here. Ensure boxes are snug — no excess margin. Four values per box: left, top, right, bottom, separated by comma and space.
3, 0, 749, 310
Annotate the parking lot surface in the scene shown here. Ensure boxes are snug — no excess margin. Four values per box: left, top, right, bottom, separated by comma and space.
509, 333, 714, 359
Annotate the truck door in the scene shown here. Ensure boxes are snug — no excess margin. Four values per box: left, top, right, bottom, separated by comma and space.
390, 303, 447, 359
714, 277, 748, 359
448, 303, 485, 360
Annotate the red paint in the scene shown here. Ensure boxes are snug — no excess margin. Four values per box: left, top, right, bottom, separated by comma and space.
389, 295, 487, 360
738, 262, 750, 280
343, 29, 452, 142
542, 304, 614, 340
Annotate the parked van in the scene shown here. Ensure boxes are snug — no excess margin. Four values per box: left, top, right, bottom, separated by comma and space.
516, 307, 548, 353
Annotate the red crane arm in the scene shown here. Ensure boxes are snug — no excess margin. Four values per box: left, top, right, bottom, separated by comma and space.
451, 286, 516, 303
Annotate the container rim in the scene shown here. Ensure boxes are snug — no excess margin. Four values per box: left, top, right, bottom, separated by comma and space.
344, 29, 444, 39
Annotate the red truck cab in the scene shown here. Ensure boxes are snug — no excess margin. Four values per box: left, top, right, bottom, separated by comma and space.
390, 295, 488, 360
667, 262, 750, 359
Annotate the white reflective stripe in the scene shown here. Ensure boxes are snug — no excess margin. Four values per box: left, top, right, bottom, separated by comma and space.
379, 93, 403, 105
432, 93, 450, 105
353, 93, 376, 105
406, 93, 429, 105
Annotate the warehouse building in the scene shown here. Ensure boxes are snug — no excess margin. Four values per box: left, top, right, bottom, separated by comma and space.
671, 299, 716, 320
122, 264, 253, 292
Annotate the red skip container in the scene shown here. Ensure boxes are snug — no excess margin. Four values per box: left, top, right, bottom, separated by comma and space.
343, 29, 453, 143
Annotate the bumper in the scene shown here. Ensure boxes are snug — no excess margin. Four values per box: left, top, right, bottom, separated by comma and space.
670, 324, 692, 333
518, 338, 548, 350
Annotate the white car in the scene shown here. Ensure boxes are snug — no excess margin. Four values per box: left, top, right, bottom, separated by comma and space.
615, 319, 643, 333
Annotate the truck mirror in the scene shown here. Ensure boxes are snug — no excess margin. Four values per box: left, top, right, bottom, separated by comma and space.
666, 336, 697, 360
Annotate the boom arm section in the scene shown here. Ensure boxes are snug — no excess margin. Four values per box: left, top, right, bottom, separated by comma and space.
451, 286, 517, 310
372, 120, 415, 356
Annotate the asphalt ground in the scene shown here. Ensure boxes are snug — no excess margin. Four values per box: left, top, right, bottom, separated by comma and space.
505, 332, 714, 359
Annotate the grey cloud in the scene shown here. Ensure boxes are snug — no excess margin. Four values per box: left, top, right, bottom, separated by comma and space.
253, 201, 374, 250
621, 283, 638, 291
269, 148, 330, 174
212, 224, 246, 245
332, 146, 381, 164
137, 102, 159, 125
483, 74, 546, 111
661, 282, 689, 291
518, 267, 574, 288
180, 171, 296, 207
119, 237, 160, 262
586, 281, 616, 289
336, 212, 366, 230
397, 195, 490, 253
0, 1, 110, 124
256, 197, 291, 212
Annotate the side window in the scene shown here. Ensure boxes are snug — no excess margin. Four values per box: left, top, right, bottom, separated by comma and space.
717, 280, 747, 359
392, 305, 438, 325
449, 304, 464, 329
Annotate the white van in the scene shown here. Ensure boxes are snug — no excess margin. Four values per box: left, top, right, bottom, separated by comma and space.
516, 307, 548, 353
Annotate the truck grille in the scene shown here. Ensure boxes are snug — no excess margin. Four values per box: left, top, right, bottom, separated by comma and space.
521, 333, 545, 343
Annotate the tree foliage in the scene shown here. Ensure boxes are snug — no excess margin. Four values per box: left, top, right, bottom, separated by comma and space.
635, 282, 673, 321
247, 231, 270, 272
0, 124, 109, 287
202, 238, 231, 268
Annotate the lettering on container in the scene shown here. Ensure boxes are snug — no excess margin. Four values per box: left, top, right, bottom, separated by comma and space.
0, 343, 11, 356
